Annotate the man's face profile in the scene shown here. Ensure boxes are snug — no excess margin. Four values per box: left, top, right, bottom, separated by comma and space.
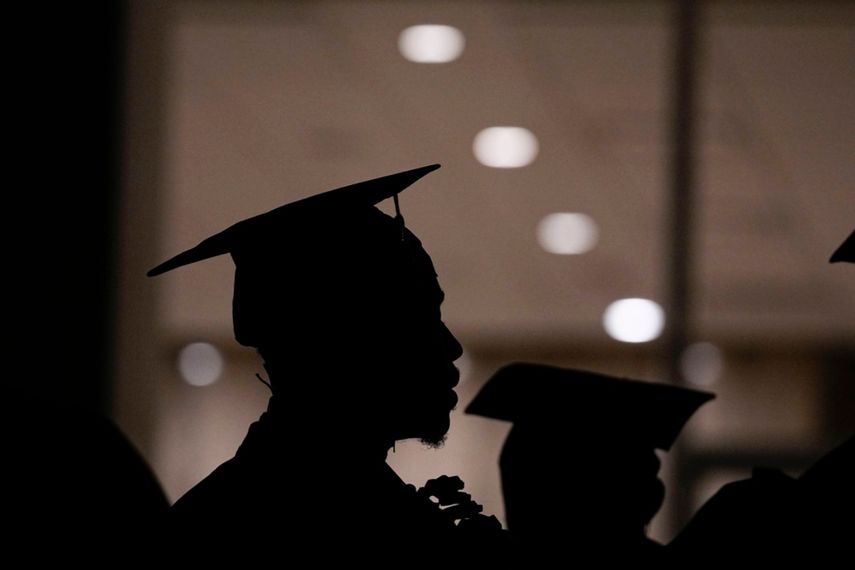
359, 240, 463, 447
253, 212, 463, 448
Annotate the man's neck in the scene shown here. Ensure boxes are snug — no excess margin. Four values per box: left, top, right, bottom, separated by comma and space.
259, 395, 395, 464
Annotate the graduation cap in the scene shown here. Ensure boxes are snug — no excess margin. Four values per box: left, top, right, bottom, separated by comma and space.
147, 164, 441, 347
466, 362, 714, 451
148, 164, 440, 276
829, 229, 854, 263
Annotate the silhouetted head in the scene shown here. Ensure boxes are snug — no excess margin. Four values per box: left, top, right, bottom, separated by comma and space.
149, 165, 462, 447
467, 363, 714, 545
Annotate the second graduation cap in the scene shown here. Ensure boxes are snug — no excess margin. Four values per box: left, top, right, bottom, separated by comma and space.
466, 362, 714, 451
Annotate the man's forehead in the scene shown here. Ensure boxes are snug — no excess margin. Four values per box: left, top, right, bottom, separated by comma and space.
396, 255, 445, 306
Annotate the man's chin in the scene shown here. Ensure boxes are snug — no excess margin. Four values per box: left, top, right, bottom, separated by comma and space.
394, 411, 451, 448
419, 433, 448, 449
418, 417, 451, 448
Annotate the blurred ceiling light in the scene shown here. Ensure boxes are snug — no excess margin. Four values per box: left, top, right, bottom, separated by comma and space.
178, 342, 224, 387
603, 298, 665, 343
473, 127, 539, 168
681, 342, 724, 387
398, 24, 465, 63
537, 212, 599, 255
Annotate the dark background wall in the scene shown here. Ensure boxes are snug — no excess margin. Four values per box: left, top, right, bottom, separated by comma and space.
16, 4, 124, 413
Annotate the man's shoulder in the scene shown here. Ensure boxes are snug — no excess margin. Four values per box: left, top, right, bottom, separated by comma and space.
171, 457, 249, 516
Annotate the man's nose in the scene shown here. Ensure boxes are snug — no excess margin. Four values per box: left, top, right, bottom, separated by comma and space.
442, 322, 464, 361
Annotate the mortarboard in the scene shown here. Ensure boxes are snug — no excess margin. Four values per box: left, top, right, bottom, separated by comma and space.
148, 164, 440, 276
466, 362, 714, 451
829, 229, 854, 263
147, 164, 441, 347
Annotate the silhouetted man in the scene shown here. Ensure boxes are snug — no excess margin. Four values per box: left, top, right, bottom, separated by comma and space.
148, 165, 501, 560
467, 362, 713, 564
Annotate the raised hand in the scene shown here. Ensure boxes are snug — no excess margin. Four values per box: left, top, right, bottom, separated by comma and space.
417, 475, 502, 531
